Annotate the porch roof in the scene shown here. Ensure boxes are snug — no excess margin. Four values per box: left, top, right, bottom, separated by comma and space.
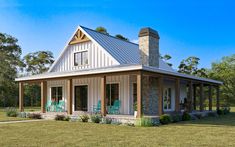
15, 64, 222, 85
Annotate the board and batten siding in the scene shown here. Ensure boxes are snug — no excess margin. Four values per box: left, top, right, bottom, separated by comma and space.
51, 41, 119, 72
47, 75, 132, 115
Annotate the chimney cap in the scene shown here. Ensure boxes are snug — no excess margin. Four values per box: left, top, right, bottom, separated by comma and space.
138, 27, 160, 39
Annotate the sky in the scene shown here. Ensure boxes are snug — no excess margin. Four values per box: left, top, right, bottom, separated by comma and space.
0, 0, 235, 69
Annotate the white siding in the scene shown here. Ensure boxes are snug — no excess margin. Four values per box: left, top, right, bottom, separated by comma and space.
47, 75, 131, 114
51, 41, 119, 72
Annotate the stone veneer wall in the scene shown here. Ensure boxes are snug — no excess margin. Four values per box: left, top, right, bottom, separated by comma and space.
142, 76, 159, 115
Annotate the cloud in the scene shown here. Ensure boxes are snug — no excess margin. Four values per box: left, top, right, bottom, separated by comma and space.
131, 39, 138, 44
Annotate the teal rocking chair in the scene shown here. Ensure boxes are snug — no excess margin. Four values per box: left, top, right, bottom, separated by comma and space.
56, 100, 65, 112
93, 100, 101, 113
46, 100, 52, 112
108, 100, 120, 114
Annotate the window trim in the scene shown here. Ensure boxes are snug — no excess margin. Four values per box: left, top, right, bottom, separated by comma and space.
73, 50, 89, 66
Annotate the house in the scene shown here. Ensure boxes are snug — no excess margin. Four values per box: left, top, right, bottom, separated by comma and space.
15, 26, 222, 118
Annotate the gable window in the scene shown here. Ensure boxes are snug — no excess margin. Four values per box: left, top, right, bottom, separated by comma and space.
51, 87, 63, 103
74, 51, 88, 66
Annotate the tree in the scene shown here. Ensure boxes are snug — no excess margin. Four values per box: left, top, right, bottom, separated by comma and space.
0, 33, 23, 107
208, 54, 235, 105
160, 54, 173, 67
115, 34, 129, 41
23, 51, 54, 75
178, 56, 207, 77
95, 26, 108, 34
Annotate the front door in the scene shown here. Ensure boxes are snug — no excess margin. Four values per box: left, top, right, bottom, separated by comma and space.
74, 85, 88, 111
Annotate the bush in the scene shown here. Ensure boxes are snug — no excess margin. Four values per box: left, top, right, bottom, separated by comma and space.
103, 117, 112, 124
90, 114, 102, 123
194, 113, 203, 119
207, 112, 218, 117
182, 112, 191, 121
135, 117, 153, 127
55, 114, 65, 121
171, 114, 181, 123
217, 109, 224, 115
28, 113, 42, 119
80, 114, 89, 122
64, 116, 70, 121
222, 107, 230, 114
159, 114, 171, 124
18, 112, 28, 118
5, 107, 18, 117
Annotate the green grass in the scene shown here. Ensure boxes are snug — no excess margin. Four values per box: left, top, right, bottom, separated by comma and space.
0, 108, 235, 146
0, 107, 40, 122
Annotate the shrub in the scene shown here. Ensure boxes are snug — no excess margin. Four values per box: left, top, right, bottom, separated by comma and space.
222, 107, 230, 114
18, 112, 27, 118
5, 107, 18, 117
90, 114, 102, 123
171, 114, 181, 123
182, 112, 191, 121
135, 117, 153, 127
64, 116, 70, 121
28, 113, 42, 119
207, 112, 218, 117
80, 114, 89, 122
55, 114, 65, 121
159, 114, 171, 124
194, 113, 203, 119
217, 109, 224, 115
103, 117, 112, 124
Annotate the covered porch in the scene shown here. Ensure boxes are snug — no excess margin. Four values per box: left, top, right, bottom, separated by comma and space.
17, 65, 222, 118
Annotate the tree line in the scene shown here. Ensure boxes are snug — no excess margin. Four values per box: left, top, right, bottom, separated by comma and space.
0, 27, 234, 107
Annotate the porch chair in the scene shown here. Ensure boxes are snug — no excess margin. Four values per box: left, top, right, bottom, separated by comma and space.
108, 100, 121, 114
46, 100, 52, 112
93, 100, 101, 113
56, 100, 65, 112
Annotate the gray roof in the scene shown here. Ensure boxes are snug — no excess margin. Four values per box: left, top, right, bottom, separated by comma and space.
81, 26, 175, 72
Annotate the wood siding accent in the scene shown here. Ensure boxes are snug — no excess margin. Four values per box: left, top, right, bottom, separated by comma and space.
137, 72, 142, 118
19, 82, 24, 112
67, 79, 72, 114
51, 41, 119, 72
101, 76, 106, 116
69, 29, 90, 45
175, 79, 180, 112
158, 76, 163, 115
41, 81, 47, 113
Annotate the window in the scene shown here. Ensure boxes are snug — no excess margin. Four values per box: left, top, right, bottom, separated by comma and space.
51, 87, 62, 103
163, 88, 172, 110
74, 51, 88, 66
106, 83, 119, 106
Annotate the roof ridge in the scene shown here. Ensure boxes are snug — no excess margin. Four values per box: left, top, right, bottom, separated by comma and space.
79, 25, 139, 46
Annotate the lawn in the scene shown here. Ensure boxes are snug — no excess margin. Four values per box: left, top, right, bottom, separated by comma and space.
0, 107, 40, 122
0, 108, 235, 147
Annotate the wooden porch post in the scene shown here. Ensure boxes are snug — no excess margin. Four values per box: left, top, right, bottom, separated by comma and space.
67, 79, 73, 115
216, 86, 220, 110
137, 72, 142, 118
208, 85, 212, 111
41, 81, 47, 113
188, 81, 193, 112
199, 83, 204, 112
175, 78, 180, 112
157, 76, 163, 115
193, 85, 197, 110
19, 82, 24, 112
101, 76, 106, 116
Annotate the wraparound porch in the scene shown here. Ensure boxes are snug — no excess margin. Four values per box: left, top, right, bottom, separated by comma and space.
18, 70, 221, 118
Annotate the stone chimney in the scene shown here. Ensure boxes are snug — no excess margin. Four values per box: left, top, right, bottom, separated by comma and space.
139, 27, 160, 67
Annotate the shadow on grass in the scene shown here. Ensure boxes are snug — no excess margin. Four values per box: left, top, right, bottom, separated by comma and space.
172, 112, 235, 127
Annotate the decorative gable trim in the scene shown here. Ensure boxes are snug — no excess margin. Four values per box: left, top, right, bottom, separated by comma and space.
69, 29, 90, 45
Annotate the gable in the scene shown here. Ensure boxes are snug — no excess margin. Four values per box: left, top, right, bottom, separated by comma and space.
49, 27, 119, 72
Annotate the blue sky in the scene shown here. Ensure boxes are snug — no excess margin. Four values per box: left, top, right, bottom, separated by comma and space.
0, 0, 235, 69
